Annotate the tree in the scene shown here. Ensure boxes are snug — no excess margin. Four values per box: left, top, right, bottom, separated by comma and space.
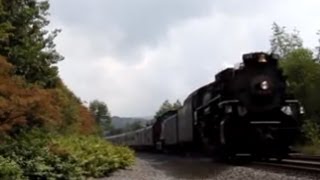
108, 127, 124, 135
315, 30, 320, 62
270, 22, 303, 58
270, 23, 320, 145
89, 100, 112, 131
173, 99, 182, 110
270, 23, 320, 122
106, 120, 144, 136
281, 49, 320, 121
154, 100, 174, 118
125, 121, 144, 132
0, 0, 63, 88
0, 57, 63, 134
154, 99, 183, 119
0, 2, 13, 41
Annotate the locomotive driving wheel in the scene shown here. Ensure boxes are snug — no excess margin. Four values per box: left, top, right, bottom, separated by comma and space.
196, 120, 212, 155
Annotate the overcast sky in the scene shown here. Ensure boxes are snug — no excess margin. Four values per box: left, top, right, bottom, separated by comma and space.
49, 0, 320, 117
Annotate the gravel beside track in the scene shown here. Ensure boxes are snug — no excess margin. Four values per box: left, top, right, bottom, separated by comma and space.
102, 153, 320, 180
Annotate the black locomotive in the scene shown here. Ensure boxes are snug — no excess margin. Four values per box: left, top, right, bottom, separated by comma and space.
107, 52, 303, 161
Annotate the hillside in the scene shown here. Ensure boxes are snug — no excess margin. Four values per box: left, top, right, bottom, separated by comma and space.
111, 116, 153, 129
0, 0, 135, 178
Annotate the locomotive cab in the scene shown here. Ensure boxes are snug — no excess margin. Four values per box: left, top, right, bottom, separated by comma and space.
242, 52, 279, 68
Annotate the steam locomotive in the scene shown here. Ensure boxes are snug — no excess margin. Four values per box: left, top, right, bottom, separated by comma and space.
107, 52, 304, 161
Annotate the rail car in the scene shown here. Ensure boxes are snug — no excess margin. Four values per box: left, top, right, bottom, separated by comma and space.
106, 52, 304, 161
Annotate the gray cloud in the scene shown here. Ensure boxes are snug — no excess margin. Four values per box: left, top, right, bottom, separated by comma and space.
50, 0, 214, 63
50, 0, 320, 116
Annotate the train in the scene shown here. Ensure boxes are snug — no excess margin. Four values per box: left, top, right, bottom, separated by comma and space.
106, 52, 304, 161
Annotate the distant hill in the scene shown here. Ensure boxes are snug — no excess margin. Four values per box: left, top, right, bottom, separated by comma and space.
111, 116, 153, 129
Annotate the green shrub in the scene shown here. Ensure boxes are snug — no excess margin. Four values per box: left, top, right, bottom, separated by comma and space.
0, 130, 135, 179
52, 135, 135, 177
0, 156, 24, 179
296, 144, 320, 155
302, 119, 320, 146
295, 119, 320, 155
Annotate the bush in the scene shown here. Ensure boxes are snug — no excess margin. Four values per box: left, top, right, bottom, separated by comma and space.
52, 135, 135, 177
0, 130, 135, 179
0, 156, 24, 179
292, 119, 320, 155
302, 119, 320, 146
296, 144, 320, 155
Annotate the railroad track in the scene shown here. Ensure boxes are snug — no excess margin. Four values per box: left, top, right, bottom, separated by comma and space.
253, 155, 320, 173
289, 153, 320, 161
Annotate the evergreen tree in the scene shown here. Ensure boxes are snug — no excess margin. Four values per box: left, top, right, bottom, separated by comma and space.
0, 0, 63, 88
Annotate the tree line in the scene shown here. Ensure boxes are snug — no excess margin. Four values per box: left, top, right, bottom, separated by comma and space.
154, 99, 182, 119
89, 99, 183, 136
270, 23, 320, 147
89, 99, 146, 136
0, 0, 97, 135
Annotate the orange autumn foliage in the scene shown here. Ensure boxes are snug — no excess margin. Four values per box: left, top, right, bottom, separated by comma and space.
0, 57, 97, 135
78, 106, 97, 134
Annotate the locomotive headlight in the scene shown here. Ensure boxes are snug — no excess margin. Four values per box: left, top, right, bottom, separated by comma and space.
260, 81, 269, 90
